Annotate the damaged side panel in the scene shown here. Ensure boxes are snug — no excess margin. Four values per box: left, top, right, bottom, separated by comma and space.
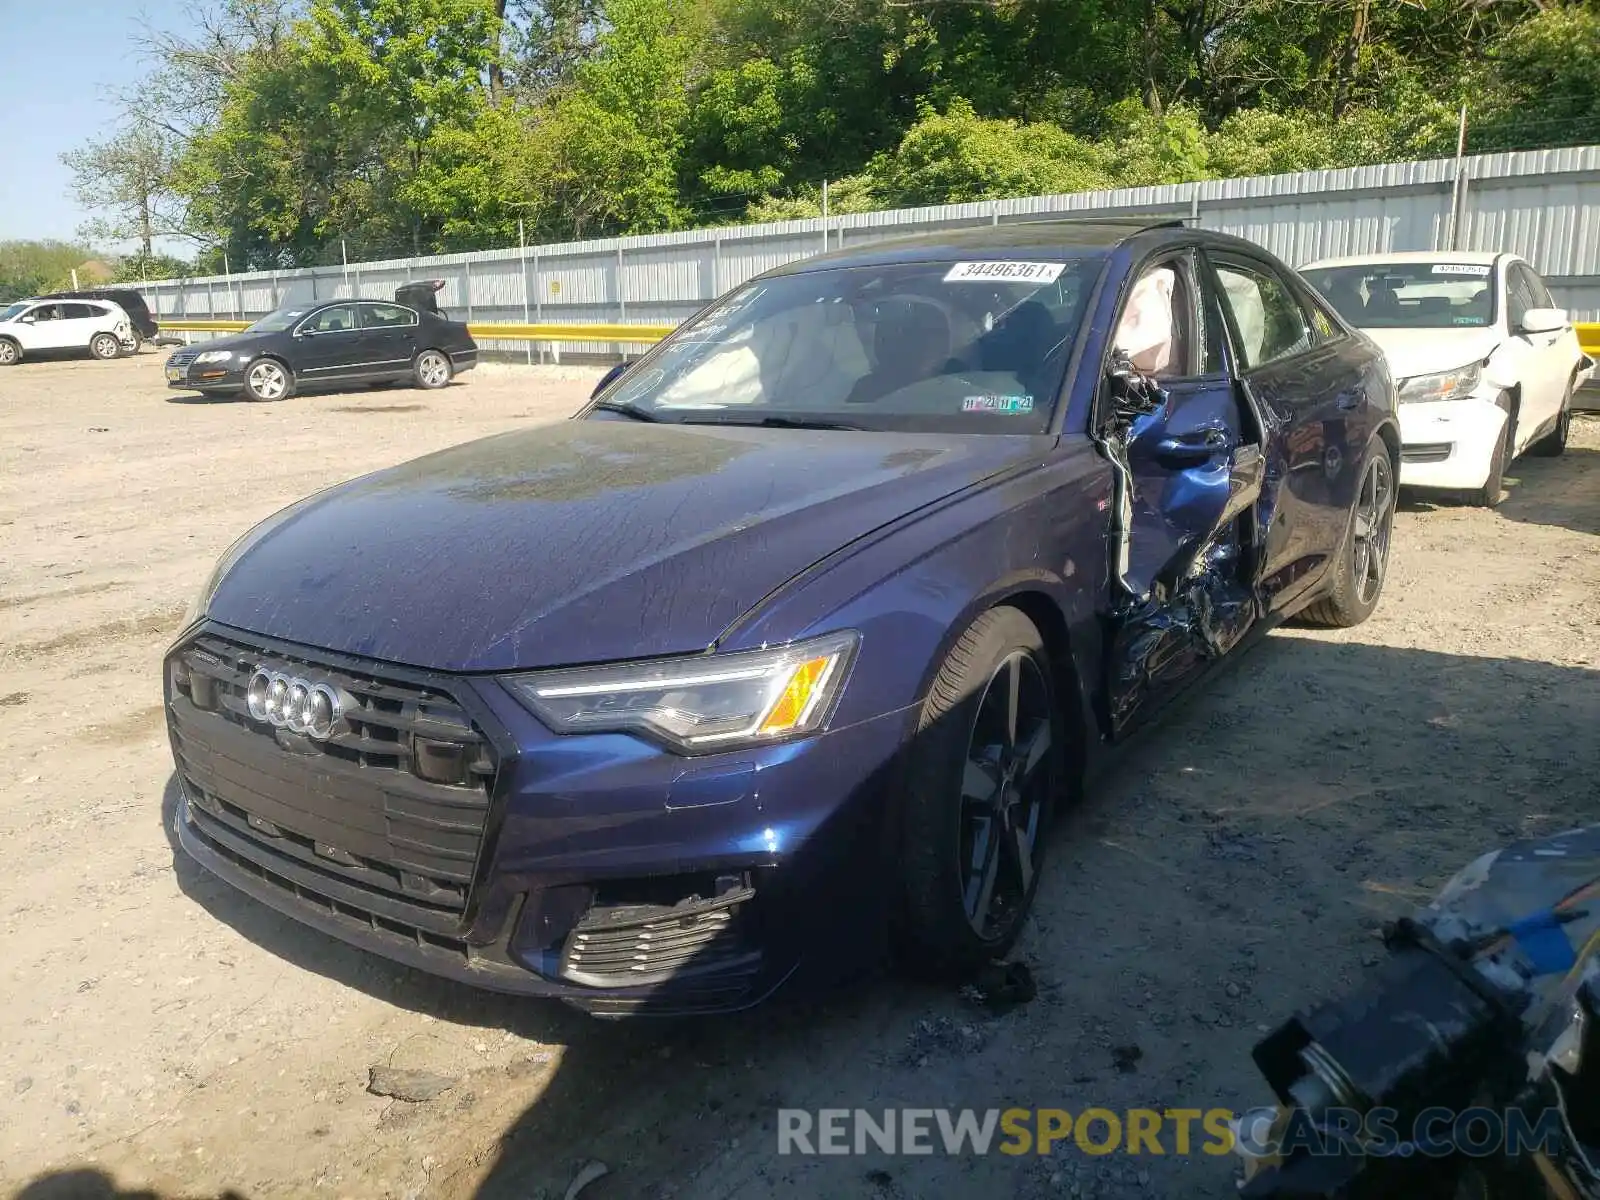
1097, 359, 1268, 737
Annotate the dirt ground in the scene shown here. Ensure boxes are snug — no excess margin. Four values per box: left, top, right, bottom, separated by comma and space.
3, 351, 1598, 1200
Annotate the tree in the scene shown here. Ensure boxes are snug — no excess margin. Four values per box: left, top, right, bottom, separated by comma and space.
61, 119, 189, 256
0, 241, 98, 303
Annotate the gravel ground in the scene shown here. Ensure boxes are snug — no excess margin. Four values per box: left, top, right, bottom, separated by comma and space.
2, 351, 1598, 1200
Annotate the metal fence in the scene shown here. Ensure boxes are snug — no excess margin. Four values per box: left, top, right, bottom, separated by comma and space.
145, 144, 1600, 357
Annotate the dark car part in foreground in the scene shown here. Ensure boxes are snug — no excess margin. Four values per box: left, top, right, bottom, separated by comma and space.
164, 281, 476, 400
1235, 824, 1600, 1200
38, 286, 159, 347
165, 218, 1401, 1016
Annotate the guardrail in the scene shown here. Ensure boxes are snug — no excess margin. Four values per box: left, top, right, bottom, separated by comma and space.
156, 319, 675, 343
154, 318, 1600, 365
1580, 322, 1600, 359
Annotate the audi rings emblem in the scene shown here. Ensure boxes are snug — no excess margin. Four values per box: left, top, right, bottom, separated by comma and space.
246, 668, 341, 740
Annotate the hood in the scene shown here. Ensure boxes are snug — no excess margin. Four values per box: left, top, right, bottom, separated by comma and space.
204, 419, 1048, 672
1356, 326, 1503, 384
176, 329, 279, 355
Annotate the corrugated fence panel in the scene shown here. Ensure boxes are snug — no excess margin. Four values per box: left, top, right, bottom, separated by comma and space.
140, 144, 1600, 340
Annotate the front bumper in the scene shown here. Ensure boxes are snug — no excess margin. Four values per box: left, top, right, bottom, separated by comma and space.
166, 623, 905, 1016
1395, 395, 1508, 491
166, 356, 246, 391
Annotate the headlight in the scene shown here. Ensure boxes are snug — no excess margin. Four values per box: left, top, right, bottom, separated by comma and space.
194, 349, 233, 364
503, 631, 860, 754
1396, 362, 1482, 404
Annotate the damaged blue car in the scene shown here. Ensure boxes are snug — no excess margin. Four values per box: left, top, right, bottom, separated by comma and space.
163, 218, 1400, 1016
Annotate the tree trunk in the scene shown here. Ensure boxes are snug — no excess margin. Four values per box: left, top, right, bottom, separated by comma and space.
1332, 0, 1370, 121
488, 0, 508, 103
1142, 0, 1165, 116
140, 194, 153, 259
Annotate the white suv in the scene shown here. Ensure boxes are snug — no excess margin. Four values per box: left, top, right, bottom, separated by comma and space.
0, 298, 134, 366
1300, 251, 1593, 507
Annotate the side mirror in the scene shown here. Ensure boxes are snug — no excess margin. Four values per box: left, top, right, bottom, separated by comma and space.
20, 314, 36, 324
591, 361, 627, 399
296, 326, 315, 337
1518, 307, 1567, 335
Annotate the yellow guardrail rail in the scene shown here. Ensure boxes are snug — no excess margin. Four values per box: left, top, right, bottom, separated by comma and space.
157, 318, 675, 343
149, 318, 1600, 361
1579, 322, 1599, 361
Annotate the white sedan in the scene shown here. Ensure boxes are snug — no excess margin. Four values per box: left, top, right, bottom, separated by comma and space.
0, 297, 134, 366
1300, 251, 1594, 506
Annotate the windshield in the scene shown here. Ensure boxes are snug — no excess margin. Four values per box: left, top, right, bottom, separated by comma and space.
0, 302, 30, 322
245, 307, 312, 333
593, 256, 1105, 433
1303, 262, 1496, 329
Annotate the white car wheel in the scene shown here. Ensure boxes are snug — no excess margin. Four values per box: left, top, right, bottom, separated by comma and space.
0, 338, 18, 366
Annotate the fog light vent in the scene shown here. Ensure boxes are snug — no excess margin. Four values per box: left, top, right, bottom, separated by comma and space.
414, 737, 469, 785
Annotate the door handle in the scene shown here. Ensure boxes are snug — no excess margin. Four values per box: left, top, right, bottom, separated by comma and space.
1156, 435, 1225, 464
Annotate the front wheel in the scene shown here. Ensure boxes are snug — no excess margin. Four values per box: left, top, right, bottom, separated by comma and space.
1465, 420, 1508, 508
1301, 442, 1396, 628
243, 357, 293, 402
895, 606, 1064, 974
89, 332, 121, 360
1528, 380, 1573, 458
413, 349, 452, 390
0, 338, 19, 366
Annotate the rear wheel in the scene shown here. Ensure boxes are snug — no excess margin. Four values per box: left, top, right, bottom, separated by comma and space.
89, 332, 121, 360
1301, 441, 1395, 628
413, 349, 452, 389
243, 357, 293, 402
895, 607, 1064, 974
0, 338, 19, 366
1528, 380, 1574, 458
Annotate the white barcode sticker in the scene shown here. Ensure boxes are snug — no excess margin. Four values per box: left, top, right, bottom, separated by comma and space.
944, 261, 1066, 284
1431, 264, 1492, 277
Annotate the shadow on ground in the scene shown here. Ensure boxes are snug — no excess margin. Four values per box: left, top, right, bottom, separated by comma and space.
13, 1170, 246, 1200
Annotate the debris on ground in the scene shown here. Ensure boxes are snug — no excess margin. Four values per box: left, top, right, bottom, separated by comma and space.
563, 1159, 610, 1199
902, 1015, 989, 1066
1111, 1043, 1143, 1073
959, 960, 1038, 1014
366, 1067, 459, 1103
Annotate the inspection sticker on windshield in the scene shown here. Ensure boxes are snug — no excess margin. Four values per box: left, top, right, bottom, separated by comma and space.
1431, 264, 1491, 277
944, 261, 1065, 284
963, 393, 1034, 414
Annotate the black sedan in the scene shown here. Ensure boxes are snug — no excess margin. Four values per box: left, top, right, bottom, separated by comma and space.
165, 284, 477, 401
164, 218, 1400, 1015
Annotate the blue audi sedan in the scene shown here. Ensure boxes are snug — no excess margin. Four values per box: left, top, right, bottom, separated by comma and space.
164, 219, 1400, 1016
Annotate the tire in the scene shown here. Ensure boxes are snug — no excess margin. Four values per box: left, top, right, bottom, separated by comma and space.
243, 357, 294, 402
1528, 379, 1574, 458
1301, 439, 1397, 628
413, 349, 452, 390
89, 332, 122, 360
0, 338, 19, 366
1465, 418, 1508, 508
895, 606, 1065, 975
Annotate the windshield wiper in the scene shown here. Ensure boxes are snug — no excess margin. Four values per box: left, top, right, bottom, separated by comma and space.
677, 414, 863, 431
590, 400, 664, 422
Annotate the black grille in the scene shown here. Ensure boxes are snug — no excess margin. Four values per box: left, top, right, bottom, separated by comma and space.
558, 886, 761, 988
168, 630, 499, 928
1402, 442, 1453, 464
168, 349, 199, 370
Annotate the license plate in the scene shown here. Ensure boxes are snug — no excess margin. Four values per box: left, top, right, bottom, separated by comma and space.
167, 367, 182, 381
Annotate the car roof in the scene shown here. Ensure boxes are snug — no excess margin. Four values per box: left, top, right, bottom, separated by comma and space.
1301, 250, 1509, 270
767, 217, 1188, 276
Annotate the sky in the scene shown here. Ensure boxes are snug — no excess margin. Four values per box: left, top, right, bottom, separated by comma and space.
1, 0, 190, 254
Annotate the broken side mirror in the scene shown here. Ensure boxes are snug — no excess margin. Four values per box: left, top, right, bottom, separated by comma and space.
591, 361, 627, 399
